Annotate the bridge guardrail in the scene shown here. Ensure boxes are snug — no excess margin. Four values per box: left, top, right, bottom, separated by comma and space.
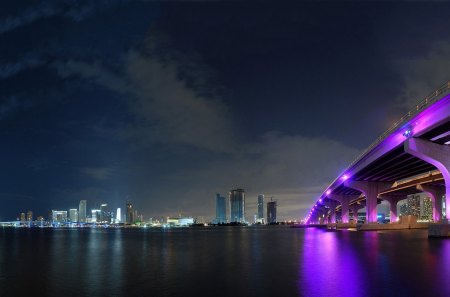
347, 80, 450, 171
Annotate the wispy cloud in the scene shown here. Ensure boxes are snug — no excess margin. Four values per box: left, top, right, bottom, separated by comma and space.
395, 41, 450, 108
0, 0, 125, 35
80, 167, 114, 180
55, 45, 236, 153
0, 54, 45, 79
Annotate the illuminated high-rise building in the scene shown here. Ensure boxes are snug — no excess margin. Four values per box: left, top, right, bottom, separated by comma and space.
406, 195, 421, 217
91, 209, 101, 223
20, 212, 26, 222
52, 210, 67, 223
215, 193, 227, 223
420, 196, 433, 221
257, 194, 264, 220
100, 204, 111, 223
26, 210, 33, 222
229, 188, 246, 223
69, 209, 78, 222
79, 200, 87, 223
126, 201, 134, 224
116, 208, 121, 223
267, 199, 277, 224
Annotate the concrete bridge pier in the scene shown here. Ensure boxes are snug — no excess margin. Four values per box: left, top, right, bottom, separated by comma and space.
417, 184, 444, 222
328, 194, 360, 223
405, 138, 450, 222
345, 180, 392, 223
350, 202, 365, 222
380, 194, 406, 223
324, 200, 340, 224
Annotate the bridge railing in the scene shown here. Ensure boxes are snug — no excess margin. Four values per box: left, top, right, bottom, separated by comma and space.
347, 80, 450, 170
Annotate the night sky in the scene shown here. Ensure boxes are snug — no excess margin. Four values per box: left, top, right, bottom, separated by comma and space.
1, 0, 450, 221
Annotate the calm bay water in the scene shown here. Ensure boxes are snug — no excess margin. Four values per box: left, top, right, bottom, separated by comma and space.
1, 226, 450, 297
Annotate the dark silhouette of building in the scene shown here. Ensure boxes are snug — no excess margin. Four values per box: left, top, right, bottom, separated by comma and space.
267, 199, 277, 224
215, 193, 227, 223
126, 201, 134, 224
229, 188, 246, 223
257, 194, 264, 220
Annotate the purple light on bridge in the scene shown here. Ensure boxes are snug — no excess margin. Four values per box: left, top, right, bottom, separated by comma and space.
319, 198, 322, 203
342, 174, 349, 181
326, 189, 331, 195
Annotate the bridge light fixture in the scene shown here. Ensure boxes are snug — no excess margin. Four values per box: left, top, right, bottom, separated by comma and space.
319, 198, 322, 203
342, 174, 349, 181
326, 189, 331, 195
403, 129, 412, 138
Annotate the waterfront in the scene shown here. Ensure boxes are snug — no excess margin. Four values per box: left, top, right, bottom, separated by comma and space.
1, 227, 449, 297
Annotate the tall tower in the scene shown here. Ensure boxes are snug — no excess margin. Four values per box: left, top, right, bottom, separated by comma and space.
229, 188, 246, 223
267, 198, 277, 224
215, 193, 227, 223
26, 210, 33, 222
79, 200, 87, 223
116, 208, 122, 223
69, 209, 78, 222
100, 203, 109, 223
126, 201, 133, 224
257, 194, 264, 220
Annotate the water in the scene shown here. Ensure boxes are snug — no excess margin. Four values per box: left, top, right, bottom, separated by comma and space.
1, 226, 450, 297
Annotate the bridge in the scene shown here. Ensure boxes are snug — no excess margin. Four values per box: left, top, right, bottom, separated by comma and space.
305, 81, 450, 232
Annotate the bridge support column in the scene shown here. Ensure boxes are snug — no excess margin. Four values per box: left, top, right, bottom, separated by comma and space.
328, 194, 360, 223
405, 138, 450, 222
330, 209, 336, 224
324, 200, 339, 224
380, 195, 405, 223
350, 202, 365, 223
345, 180, 392, 223
417, 184, 444, 222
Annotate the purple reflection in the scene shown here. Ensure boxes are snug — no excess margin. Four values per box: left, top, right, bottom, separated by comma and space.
299, 229, 366, 297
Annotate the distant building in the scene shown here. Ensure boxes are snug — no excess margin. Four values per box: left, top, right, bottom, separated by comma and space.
215, 193, 227, 223
52, 210, 67, 223
20, 212, 26, 222
69, 209, 78, 222
407, 195, 421, 217
126, 201, 134, 224
100, 204, 111, 223
420, 196, 433, 221
167, 217, 194, 227
91, 209, 101, 223
398, 200, 408, 217
257, 194, 264, 220
116, 208, 121, 223
229, 188, 246, 223
26, 211, 33, 222
267, 199, 277, 224
79, 200, 87, 223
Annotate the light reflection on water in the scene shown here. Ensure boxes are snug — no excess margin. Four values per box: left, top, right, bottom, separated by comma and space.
0, 227, 449, 297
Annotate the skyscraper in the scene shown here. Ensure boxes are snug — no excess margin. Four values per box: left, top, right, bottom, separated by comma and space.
257, 194, 264, 220
116, 208, 122, 223
79, 200, 87, 223
69, 209, 78, 222
229, 188, 245, 223
215, 193, 227, 223
407, 195, 421, 217
91, 209, 101, 223
267, 199, 277, 224
126, 201, 134, 224
52, 210, 67, 223
26, 210, 33, 222
100, 203, 110, 223
20, 212, 26, 222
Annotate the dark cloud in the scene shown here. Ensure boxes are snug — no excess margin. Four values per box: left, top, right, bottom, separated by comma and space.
395, 42, 450, 108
